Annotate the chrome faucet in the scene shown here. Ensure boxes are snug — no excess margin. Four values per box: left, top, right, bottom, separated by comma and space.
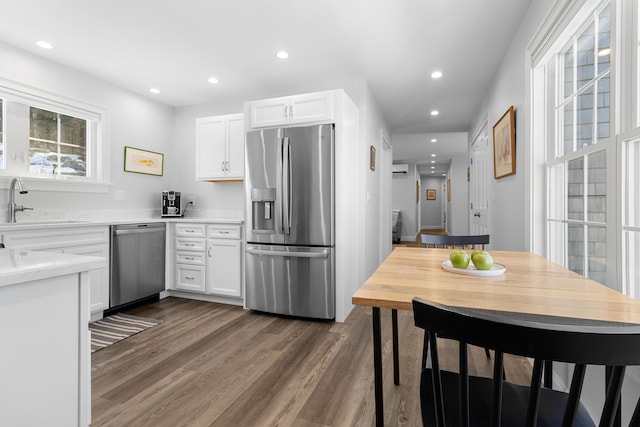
7, 177, 33, 223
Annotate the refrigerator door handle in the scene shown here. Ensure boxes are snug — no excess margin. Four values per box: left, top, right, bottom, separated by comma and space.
246, 248, 329, 259
275, 136, 283, 235
282, 136, 291, 235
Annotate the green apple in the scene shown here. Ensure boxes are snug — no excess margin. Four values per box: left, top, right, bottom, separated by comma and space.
449, 249, 470, 269
472, 251, 494, 270
471, 249, 484, 258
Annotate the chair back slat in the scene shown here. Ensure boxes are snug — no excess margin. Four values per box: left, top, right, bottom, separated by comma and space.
413, 297, 640, 427
421, 234, 490, 249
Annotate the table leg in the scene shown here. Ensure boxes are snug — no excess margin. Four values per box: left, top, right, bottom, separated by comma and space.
392, 308, 400, 385
544, 360, 553, 388
372, 307, 384, 427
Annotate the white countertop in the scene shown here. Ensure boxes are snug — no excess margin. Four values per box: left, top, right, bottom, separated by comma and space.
0, 217, 244, 231
0, 248, 106, 287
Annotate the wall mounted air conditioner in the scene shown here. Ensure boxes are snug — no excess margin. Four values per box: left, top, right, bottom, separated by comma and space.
392, 164, 409, 175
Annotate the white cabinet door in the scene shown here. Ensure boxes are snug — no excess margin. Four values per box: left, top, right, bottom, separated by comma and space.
196, 116, 226, 180
226, 113, 245, 179
206, 239, 242, 297
247, 91, 336, 129
65, 243, 110, 313
249, 97, 289, 128
195, 114, 244, 181
289, 91, 334, 125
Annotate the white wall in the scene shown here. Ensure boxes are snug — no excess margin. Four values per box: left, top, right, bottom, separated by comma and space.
391, 163, 418, 240
0, 42, 173, 218
360, 84, 391, 277
420, 176, 444, 229
468, 0, 554, 251
447, 153, 469, 235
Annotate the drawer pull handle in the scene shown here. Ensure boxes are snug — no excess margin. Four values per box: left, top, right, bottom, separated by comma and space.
185, 257, 195, 260
185, 243, 195, 247
185, 275, 195, 280
219, 231, 230, 234
186, 230, 195, 233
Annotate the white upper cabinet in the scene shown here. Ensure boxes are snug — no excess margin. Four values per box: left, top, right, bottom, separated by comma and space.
247, 91, 335, 129
196, 113, 244, 181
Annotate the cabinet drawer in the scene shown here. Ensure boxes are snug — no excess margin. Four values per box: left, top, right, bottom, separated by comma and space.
175, 224, 206, 238
176, 264, 205, 292
207, 225, 241, 239
175, 238, 205, 251
176, 251, 205, 265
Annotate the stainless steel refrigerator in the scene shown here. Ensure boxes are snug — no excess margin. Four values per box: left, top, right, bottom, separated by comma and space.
245, 124, 335, 320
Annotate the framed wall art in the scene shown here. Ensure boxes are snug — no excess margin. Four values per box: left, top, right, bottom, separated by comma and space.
426, 189, 436, 200
124, 146, 164, 176
493, 106, 516, 179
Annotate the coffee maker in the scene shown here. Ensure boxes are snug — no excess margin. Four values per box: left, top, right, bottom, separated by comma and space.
161, 191, 181, 217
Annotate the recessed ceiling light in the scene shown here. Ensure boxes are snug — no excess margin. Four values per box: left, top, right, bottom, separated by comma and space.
431, 160, 435, 164
430, 110, 439, 116
431, 70, 443, 79
431, 154, 436, 157
431, 166, 435, 169
149, 88, 160, 94
431, 138, 437, 143
276, 51, 289, 59
431, 171, 435, 173
207, 77, 219, 84
36, 40, 53, 49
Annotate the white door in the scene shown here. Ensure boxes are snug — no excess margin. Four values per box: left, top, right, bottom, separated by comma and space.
226, 114, 245, 179
470, 124, 491, 237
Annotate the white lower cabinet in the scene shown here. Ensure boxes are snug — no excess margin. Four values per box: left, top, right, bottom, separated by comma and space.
206, 238, 241, 297
174, 224, 206, 292
171, 222, 243, 301
1, 226, 109, 315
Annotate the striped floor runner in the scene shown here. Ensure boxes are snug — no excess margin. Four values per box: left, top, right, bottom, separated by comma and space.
89, 313, 161, 353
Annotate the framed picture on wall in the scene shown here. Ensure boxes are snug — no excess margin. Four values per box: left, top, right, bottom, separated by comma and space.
426, 189, 436, 200
493, 105, 516, 179
124, 146, 164, 176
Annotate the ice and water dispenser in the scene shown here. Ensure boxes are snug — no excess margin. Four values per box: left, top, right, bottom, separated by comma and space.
251, 188, 276, 232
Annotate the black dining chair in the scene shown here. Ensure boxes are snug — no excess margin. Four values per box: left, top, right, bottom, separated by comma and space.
421, 233, 492, 359
412, 297, 640, 427
421, 234, 490, 250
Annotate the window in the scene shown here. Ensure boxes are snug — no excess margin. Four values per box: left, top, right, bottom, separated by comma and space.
29, 107, 88, 176
0, 78, 109, 191
536, 0, 640, 297
546, 2, 612, 286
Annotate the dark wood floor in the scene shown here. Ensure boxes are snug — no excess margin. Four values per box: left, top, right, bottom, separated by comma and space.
92, 297, 532, 427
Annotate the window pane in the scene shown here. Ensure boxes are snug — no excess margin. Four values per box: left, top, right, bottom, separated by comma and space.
28, 107, 88, 177
30, 107, 57, 142
60, 114, 87, 176
587, 225, 607, 284
568, 157, 584, 220
577, 22, 595, 90
628, 139, 640, 227
587, 151, 606, 222
568, 224, 585, 275
597, 3, 611, 75
563, 100, 574, 155
576, 85, 594, 148
596, 76, 610, 141
548, 221, 565, 266
563, 46, 574, 100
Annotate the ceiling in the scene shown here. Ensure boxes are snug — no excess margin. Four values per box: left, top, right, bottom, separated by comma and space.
0, 0, 531, 171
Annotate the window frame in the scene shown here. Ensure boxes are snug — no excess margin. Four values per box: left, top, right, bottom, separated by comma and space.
0, 78, 110, 193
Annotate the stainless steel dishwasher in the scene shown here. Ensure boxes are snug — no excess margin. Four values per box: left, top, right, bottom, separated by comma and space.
109, 223, 166, 312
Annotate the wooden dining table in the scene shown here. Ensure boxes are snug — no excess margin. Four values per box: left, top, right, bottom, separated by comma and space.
352, 247, 640, 427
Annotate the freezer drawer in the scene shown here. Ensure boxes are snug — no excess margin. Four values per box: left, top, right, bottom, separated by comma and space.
245, 244, 335, 320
